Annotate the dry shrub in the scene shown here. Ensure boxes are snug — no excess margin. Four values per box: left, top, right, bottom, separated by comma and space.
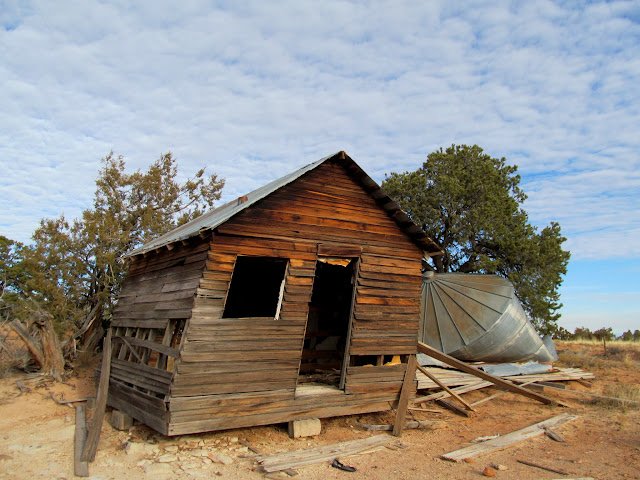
557, 350, 607, 370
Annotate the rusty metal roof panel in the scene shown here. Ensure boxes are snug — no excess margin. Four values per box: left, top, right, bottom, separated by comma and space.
125, 152, 443, 258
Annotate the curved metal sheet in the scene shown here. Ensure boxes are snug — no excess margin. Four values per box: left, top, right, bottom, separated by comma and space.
419, 272, 557, 363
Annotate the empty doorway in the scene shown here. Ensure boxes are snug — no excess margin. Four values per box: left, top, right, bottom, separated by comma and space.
297, 257, 357, 390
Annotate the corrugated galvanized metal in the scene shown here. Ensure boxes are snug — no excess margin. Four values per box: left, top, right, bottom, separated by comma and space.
125, 152, 442, 258
419, 272, 557, 363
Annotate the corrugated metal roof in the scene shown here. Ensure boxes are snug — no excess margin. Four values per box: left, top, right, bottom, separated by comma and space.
125, 151, 442, 258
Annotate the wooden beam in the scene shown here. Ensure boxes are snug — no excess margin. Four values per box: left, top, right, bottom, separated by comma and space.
415, 380, 489, 404
470, 380, 539, 407
417, 342, 559, 406
256, 436, 392, 473
440, 413, 579, 462
74, 405, 89, 477
416, 364, 474, 411
436, 399, 471, 417
81, 330, 112, 462
392, 354, 417, 437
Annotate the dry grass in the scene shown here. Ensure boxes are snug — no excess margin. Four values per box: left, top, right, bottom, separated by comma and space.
555, 340, 640, 371
593, 384, 640, 412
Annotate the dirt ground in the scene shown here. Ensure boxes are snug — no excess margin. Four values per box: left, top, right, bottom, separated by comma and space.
0, 340, 638, 480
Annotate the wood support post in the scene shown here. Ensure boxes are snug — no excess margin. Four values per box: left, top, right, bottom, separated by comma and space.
392, 354, 417, 437
81, 330, 112, 462
74, 405, 89, 477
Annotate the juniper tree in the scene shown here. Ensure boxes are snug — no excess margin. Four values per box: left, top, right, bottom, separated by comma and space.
382, 144, 570, 334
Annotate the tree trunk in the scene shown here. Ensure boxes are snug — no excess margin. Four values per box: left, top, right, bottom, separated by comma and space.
10, 317, 65, 381
38, 316, 65, 380
10, 320, 45, 368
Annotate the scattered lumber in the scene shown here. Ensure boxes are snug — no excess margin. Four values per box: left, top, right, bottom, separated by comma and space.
469, 380, 539, 407
416, 364, 474, 411
517, 459, 570, 475
255, 435, 393, 473
440, 413, 579, 462
436, 399, 471, 417
415, 366, 594, 390
81, 330, 112, 462
407, 407, 442, 413
543, 427, 566, 442
414, 380, 489, 404
417, 342, 560, 406
356, 420, 447, 431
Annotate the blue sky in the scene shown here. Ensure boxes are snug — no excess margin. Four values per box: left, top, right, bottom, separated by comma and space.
0, 1, 638, 334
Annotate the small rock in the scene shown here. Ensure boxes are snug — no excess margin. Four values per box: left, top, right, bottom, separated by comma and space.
127, 442, 158, 456
144, 463, 174, 475
164, 445, 179, 453
157, 454, 178, 463
463, 457, 474, 464
137, 459, 152, 466
198, 440, 205, 447
483, 466, 497, 477
209, 453, 233, 465
228, 436, 239, 443
188, 449, 208, 457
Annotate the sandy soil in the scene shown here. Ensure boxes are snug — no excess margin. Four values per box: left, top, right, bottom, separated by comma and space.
0, 341, 638, 480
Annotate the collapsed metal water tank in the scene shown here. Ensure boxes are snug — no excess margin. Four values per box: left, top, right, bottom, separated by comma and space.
419, 272, 557, 363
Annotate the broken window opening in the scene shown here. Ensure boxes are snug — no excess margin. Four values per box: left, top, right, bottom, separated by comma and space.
222, 256, 288, 318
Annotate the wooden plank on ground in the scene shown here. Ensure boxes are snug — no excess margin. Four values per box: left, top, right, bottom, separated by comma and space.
417, 342, 559, 406
81, 330, 112, 462
74, 404, 89, 477
436, 399, 471, 417
440, 413, 579, 462
256, 435, 393, 472
392, 354, 417, 437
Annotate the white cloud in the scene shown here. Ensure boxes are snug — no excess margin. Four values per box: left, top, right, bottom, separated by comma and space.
0, 0, 638, 267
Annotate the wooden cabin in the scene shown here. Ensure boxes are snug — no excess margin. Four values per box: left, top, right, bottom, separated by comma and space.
107, 151, 442, 436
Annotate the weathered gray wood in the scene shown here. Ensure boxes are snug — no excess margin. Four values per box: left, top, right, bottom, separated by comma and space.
74, 405, 89, 477
436, 399, 471, 417
440, 414, 579, 462
417, 342, 559, 406
416, 363, 474, 411
81, 330, 112, 462
415, 381, 490, 404
256, 436, 393, 472
392, 354, 417, 436
112, 335, 179, 358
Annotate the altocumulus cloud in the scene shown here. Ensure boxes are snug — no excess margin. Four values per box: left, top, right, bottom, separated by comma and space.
0, 0, 639, 263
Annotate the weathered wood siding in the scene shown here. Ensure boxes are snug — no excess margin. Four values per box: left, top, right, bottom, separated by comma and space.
168, 159, 423, 435
107, 238, 210, 434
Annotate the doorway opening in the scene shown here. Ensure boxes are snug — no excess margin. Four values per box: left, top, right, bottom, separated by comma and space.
297, 257, 357, 389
